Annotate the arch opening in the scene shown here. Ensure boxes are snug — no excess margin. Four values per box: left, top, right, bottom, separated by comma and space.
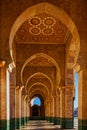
31, 97, 41, 107
9, 2, 80, 70
30, 95, 45, 120
21, 53, 60, 86
25, 72, 53, 93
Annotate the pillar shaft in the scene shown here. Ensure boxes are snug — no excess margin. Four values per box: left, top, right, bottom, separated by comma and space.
78, 69, 87, 130
56, 95, 60, 118
15, 87, 21, 129
10, 68, 16, 130
0, 66, 10, 130
53, 94, 60, 125
45, 100, 49, 121
26, 100, 29, 121
49, 98, 54, 122
10, 87, 16, 130
60, 86, 74, 129
60, 89, 65, 119
21, 95, 25, 125
24, 97, 27, 124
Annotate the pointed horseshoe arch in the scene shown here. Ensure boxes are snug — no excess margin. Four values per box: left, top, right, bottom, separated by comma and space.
28, 82, 49, 96
21, 53, 61, 85
30, 89, 47, 100
25, 72, 53, 93
9, 2, 80, 68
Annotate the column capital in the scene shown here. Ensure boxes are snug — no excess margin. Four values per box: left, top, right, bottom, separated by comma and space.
20, 85, 24, 91
16, 86, 20, 90
7, 62, 15, 72
22, 94, 25, 98
0, 60, 5, 68
24, 95, 28, 100
48, 96, 52, 102
52, 91, 57, 97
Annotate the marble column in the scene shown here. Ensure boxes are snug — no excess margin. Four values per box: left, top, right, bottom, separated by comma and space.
49, 97, 54, 123
21, 95, 25, 126
44, 100, 48, 121
15, 86, 22, 129
26, 99, 30, 122
10, 87, 16, 130
78, 69, 87, 130
24, 96, 28, 124
60, 86, 74, 129
60, 87, 65, 128
0, 65, 10, 130
53, 92, 60, 125
10, 68, 16, 130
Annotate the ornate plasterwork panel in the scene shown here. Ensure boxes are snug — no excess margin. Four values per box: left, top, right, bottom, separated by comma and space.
16, 13, 70, 44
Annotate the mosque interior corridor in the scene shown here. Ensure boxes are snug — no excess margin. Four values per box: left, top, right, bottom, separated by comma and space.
0, 1, 87, 130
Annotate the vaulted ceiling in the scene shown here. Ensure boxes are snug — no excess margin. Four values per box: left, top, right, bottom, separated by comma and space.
16, 13, 70, 44
15, 12, 71, 98
7, 2, 80, 101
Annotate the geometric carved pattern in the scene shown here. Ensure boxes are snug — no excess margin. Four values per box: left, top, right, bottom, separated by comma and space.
16, 13, 70, 44
28, 16, 55, 36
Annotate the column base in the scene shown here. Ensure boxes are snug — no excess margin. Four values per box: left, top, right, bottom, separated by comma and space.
15, 118, 21, 129
53, 117, 60, 125
60, 118, 74, 129
26, 117, 27, 123
10, 118, 16, 130
24, 117, 26, 125
49, 117, 54, 123
21, 117, 25, 126
78, 119, 87, 130
27, 117, 30, 121
45, 116, 51, 122
0, 119, 10, 130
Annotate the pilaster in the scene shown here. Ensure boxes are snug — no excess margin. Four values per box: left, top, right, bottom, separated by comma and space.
21, 95, 25, 126
0, 64, 10, 130
45, 99, 50, 121
78, 68, 87, 130
60, 86, 74, 129
53, 90, 60, 125
26, 99, 30, 121
15, 86, 22, 129
10, 68, 16, 130
10, 86, 16, 130
49, 97, 54, 123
